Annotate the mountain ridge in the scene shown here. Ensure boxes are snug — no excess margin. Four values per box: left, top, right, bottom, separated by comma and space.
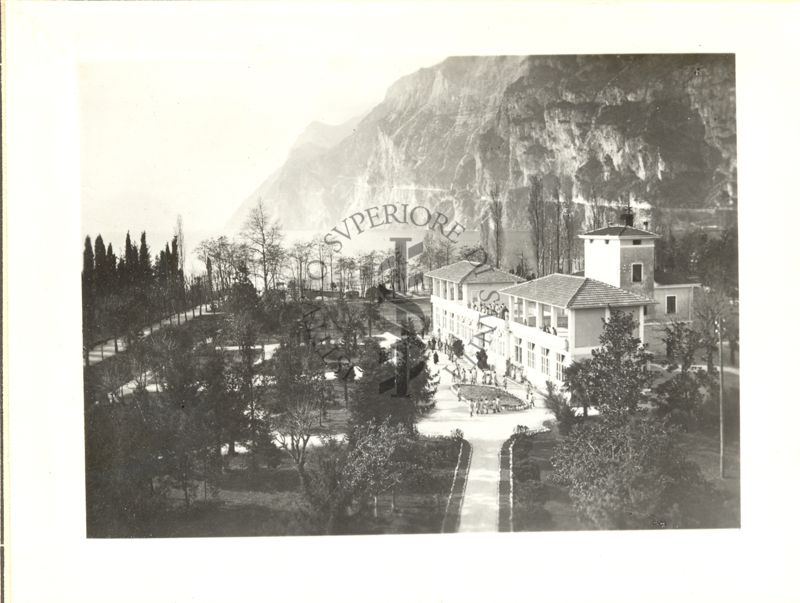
230, 55, 736, 235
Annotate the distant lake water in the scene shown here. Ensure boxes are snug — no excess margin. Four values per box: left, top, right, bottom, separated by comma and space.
83, 223, 540, 277
281, 227, 533, 257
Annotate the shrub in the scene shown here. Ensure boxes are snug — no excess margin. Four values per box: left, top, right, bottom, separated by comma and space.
543, 381, 577, 436
451, 338, 464, 358
654, 371, 704, 431
260, 440, 284, 469
513, 454, 541, 482
513, 481, 552, 528
550, 413, 712, 529
476, 348, 489, 369
516, 479, 547, 503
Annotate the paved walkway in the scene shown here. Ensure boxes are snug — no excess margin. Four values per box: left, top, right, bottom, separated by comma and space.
86, 304, 218, 365
417, 358, 552, 532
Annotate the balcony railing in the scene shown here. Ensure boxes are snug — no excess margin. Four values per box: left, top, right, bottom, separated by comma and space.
507, 319, 569, 351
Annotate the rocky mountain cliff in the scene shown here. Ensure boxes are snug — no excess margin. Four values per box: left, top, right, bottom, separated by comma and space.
230, 55, 736, 234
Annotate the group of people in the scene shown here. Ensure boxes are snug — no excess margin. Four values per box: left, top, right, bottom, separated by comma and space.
539, 324, 559, 336
449, 363, 508, 390
451, 364, 478, 385
469, 301, 508, 319
428, 335, 460, 364
468, 396, 502, 417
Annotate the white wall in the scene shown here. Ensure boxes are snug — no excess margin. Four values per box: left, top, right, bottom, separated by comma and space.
584, 238, 621, 287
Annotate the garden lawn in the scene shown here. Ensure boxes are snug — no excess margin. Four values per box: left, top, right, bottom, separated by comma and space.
337, 436, 462, 535
510, 430, 591, 531
314, 405, 351, 435
511, 389, 741, 531
92, 435, 461, 537
143, 500, 315, 538
675, 429, 740, 528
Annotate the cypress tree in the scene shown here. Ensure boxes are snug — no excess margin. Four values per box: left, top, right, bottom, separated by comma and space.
163, 243, 172, 280
106, 243, 117, 287
82, 236, 96, 360
124, 231, 137, 286
139, 232, 152, 280
82, 236, 94, 290
206, 257, 213, 296
94, 235, 107, 294
170, 236, 179, 278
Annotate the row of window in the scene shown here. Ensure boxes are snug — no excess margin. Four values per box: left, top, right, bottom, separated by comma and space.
434, 307, 476, 344
432, 280, 463, 301
435, 304, 570, 381
517, 337, 565, 381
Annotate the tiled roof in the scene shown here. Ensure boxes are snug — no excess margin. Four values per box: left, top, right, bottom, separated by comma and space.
500, 273, 654, 309
580, 226, 659, 238
425, 260, 525, 285
569, 279, 655, 309
500, 274, 585, 307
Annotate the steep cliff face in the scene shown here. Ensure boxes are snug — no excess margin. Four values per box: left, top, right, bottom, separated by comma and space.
231, 55, 736, 233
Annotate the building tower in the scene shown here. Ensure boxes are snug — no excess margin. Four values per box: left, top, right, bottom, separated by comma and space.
577, 208, 660, 299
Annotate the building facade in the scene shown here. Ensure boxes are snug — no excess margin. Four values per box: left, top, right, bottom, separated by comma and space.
427, 213, 700, 391
425, 260, 523, 359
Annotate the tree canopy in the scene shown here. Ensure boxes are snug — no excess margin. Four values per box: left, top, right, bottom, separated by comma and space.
563, 308, 653, 414
551, 413, 712, 529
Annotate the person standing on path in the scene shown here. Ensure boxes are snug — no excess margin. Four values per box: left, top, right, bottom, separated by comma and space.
433, 351, 439, 365
469, 399, 474, 417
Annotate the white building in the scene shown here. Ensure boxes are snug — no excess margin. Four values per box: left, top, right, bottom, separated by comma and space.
426, 213, 700, 389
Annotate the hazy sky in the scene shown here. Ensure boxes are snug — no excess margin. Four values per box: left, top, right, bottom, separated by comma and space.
80, 56, 444, 256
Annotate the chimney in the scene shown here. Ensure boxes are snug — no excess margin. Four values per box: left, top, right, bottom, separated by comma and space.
620, 205, 635, 227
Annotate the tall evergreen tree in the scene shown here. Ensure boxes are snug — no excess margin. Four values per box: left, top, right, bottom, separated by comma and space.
83, 236, 95, 290
106, 243, 117, 286
170, 236, 180, 277
82, 236, 96, 355
94, 235, 107, 294
139, 232, 152, 280
123, 231, 138, 286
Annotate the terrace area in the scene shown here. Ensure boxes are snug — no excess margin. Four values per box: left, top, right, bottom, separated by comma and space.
508, 297, 569, 338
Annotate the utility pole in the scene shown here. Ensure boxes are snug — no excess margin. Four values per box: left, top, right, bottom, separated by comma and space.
718, 316, 725, 479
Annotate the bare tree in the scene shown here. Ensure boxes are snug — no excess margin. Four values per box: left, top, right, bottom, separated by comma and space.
242, 198, 284, 293
274, 398, 318, 488
357, 251, 377, 295
552, 178, 562, 273
589, 184, 603, 230
312, 235, 330, 294
527, 175, 546, 277
273, 340, 326, 488
287, 241, 313, 299
195, 236, 248, 295
488, 185, 505, 269
694, 287, 735, 373
562, 176, 575, 274
174, 215, 186, 277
